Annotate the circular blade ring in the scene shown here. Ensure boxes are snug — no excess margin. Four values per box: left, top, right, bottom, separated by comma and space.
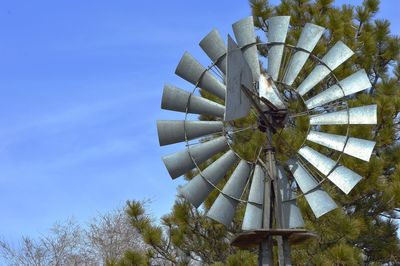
159, 18, 376, 220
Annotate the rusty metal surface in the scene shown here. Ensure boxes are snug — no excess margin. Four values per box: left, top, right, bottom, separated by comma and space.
259, 74, 286, 109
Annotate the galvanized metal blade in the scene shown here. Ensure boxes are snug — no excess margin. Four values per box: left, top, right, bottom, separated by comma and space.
224, 35, 252, 121
207, 160, 251, 226
259, 73, 286, 109
288, 160, 337, 218
297, 41, 354, 96
309, 104, 377, 125
266, 16, 290, 81
232, 16, 261, 82
161, 84, 225, 117
199, 29, 227, 75
277, 166, 305, 228
305, 69, 372, 109
179, 150, 238, 208
298, 146, 363, 194
162, 136, 228, 179
242, 164, 264, 230
282, 23, 325, 86
157, 120, 224, 146
175, 52, 226, 99
306, 130, 376, 162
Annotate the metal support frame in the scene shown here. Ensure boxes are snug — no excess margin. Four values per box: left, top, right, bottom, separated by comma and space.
241, 84, 292, 266
259, 119, 292, 266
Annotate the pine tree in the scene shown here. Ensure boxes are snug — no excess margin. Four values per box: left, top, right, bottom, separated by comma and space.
120, 0, 400, 265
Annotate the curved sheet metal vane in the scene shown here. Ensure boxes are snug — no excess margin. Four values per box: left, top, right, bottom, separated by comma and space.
242, 164, 264, 230
161, 84, 225, 117
199, 29, 227, 75
297, 41, 354, 96
232, 16, 261, 82
162, 136, 228, 179
283, 23, 325, 86
305, 69, 371, 109
310, 105, 377, 125
277, 166, 304, 229
157, 120, 224, 146
266, 16, 290, 81
175, 52, 226, 99
298, 146, 363, 194
306, 130, 376, 162
207, 160, 251, 226
180, 150, 238, 208
288, 160, 337, 218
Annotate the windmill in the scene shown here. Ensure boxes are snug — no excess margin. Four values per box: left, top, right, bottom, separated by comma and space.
157, 15, 376, 265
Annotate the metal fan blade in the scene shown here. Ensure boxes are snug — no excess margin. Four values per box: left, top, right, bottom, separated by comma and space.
175, 52, 226, 99
282, 23, 325, 86
162, 136, 228, 179
266, 16, 290, 81
277, 166, 304, 228
242, 164, 264, 230
157, 120, 224, 146
199, 29, 227, 75
310, 104, 377, 125
207, 160, 251, 226
297, 41, 354, 96
288, 160, 337, 218
307, 130, 376, 162
179, 150, 238, 208
259, 73, 286, 109
298, 146, 363, 194
232, 16, 261, 82
161, 84, 225, 117
305, 69, 372, 109
224, 35, 252, 121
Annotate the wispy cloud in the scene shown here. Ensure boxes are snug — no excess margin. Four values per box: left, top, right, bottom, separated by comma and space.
0, 91, 155, 145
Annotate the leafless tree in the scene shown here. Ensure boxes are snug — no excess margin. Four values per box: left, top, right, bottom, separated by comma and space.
85, 208, 144, 263
0, 208, 144, 266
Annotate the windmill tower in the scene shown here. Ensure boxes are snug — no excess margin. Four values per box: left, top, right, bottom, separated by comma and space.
157, 15, 376, 265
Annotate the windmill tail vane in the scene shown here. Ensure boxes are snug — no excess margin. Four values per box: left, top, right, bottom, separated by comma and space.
157, 15, 376, 265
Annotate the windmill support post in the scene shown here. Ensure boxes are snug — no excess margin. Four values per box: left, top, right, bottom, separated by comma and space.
259, 109, 292, 266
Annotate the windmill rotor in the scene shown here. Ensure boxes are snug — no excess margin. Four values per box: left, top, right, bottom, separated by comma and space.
157, 15, 377, 265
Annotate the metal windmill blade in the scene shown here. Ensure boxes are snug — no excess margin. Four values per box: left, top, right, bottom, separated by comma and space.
296, 41, 354, 96
282, 23, 325, 86
157, 13, 377, 265
266, 16, 290, 81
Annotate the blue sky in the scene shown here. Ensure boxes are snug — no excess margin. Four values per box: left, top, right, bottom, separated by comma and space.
0, 0, 397, 244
